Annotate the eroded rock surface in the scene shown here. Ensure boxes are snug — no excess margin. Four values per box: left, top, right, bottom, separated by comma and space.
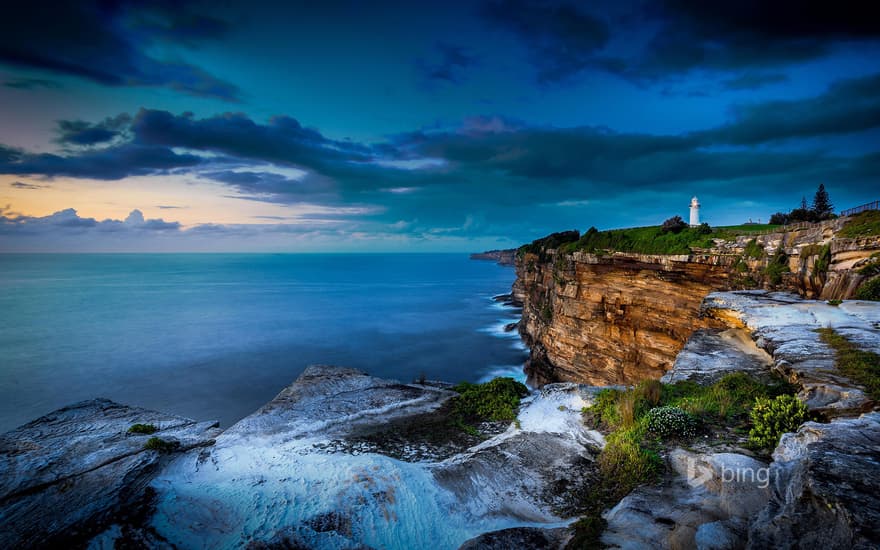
0, 398, 219, 548
661, 328, 773, 385
703, 291, 879, 415
748, 412, 880, 550
143, 366, 601, 549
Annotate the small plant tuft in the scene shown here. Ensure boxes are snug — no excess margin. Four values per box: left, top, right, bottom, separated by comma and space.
748, 395, 807, 449
450, 377, 530, 428
128, 423, 158, 435
143, 437, 179, 453
645, 406, 699, 439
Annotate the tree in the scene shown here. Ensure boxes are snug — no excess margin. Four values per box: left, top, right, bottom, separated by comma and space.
800, 196, 808, 210
769, 212, 790, 225
812, 184, 834, 219
661, 215, 687, 233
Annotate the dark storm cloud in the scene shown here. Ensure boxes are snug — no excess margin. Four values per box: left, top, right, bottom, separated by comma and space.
481, 0, 610, 83
703, 73, 880, 144
131, 109, 374, 168
3, 77, 62, 90
0, 1, 239, 101
721, 73, 788, 91
56, 114, 132, 147
202, 169, 339, 204
0, 143, 201, 180
482, 0, 880, 84
416, 43, 478, 84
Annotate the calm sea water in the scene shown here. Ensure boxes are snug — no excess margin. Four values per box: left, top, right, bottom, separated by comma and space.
0, 254, 526, 433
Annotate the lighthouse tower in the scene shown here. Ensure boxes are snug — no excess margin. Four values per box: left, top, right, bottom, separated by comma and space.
689, 196, 700, 227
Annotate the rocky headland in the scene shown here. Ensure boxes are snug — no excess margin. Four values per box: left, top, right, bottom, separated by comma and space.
470, 249, 517, 266
515, 217, 880, 386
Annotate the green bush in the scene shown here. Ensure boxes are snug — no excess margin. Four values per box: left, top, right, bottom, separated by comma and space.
143, 437, 179, 453
451, 377, 530, 424
854, 277, 880, 301
748, 395, 807, 449
645, 406, 699, 439
764, 247, 791, 285
743, 239, 764, 259
128, 423, 158, 435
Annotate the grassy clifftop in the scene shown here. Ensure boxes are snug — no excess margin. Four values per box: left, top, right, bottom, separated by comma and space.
518, 223, 780, 257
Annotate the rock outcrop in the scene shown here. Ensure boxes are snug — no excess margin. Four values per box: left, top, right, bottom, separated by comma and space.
59, 367, 601, 550
0, 399, 219, 549
703, 291, 878, 416
602, 413, 880, 550
470, 248, 517, 266
515, 219, 880, 386
748, 413, 880, 550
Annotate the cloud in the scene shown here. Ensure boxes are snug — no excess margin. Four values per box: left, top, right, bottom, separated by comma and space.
0, 208, 180, 236
0, 1, 239, 101
480, 0, 880, 85
0, 142, 202, 180
9, 181, 46, 189
702, 73, 880, 144
56, 114, 132, 147
131, 109, 373, 169
416, 43, 477, 84
721, 72, 788, 90
481, 0, 610, 83
3, 77, 61, 89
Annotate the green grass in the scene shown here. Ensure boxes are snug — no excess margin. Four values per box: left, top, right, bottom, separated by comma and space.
743, 239, 764, 259
571, 373, 797, 546
520, 223, 784, 258
143, 437, 179, 453
450, 377, 530, 428
763, 247, 791, 285
716, 224, 781, 233
817, 328, 880, 400
839, 210, 880, 238
128, 423, 158, 435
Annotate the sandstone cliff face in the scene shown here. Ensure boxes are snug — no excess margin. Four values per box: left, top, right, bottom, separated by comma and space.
515, 219, 880, 386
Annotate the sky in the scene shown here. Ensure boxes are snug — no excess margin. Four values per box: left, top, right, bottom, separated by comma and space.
1, 0, 878, 252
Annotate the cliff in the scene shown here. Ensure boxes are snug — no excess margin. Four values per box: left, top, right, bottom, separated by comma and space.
515, 218, 880, 386
470, 248, 517, 266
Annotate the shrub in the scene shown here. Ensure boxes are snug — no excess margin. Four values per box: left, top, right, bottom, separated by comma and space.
857, 253, 880, 277
696, 222, 712, 235
661, 216, 688, 233
748, 395, 807, 449
764, 247, 790, 285
743, 239, 763, 259
646, 406, 699, 439
451, 377, 530, 424
143, 437, 179, 453
769, 212, 789, 225
128, 423, 158, 435
812, 244, 832, 273
855, 277, 880, 301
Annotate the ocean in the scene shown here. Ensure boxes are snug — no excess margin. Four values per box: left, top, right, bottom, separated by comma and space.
0, 253, 526, 433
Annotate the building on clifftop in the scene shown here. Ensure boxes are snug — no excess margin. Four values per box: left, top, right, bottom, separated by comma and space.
689, 196, 700, 227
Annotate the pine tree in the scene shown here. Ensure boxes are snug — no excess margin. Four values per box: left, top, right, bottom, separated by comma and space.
812, 184, 833, 218
801, 196, 808, 210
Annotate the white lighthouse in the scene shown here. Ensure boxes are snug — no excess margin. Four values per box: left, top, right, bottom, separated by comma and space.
689, 196, 700, 227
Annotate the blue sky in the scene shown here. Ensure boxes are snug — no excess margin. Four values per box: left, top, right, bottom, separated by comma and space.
1, 0, 878, 251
